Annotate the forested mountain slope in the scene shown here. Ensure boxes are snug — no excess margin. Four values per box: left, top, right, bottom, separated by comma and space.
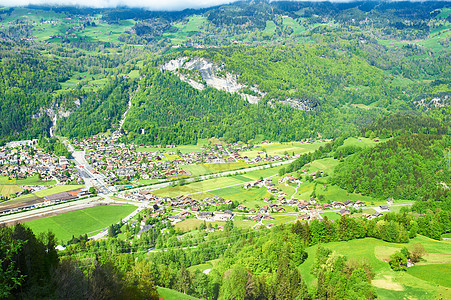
121, 63, 383, 145
0, 43, 70, 144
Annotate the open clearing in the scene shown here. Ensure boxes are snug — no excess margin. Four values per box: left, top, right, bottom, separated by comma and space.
239, 142, 321, 159
157, 287, 198, 300
25, 204, 136, 243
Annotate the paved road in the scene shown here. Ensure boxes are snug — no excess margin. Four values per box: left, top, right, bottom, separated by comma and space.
72, 150, 111, 193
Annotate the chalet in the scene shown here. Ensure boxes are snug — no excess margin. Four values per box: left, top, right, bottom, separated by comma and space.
372, 212, 383, 219
198, 211, 214, 220
333, 201, 345, 208
339, 209, 351, 215
386, 198, 394, 205
275, 207, 285, 213
180, 211, 191, 218
137, 225, 153, 238
237, 204, 246, 210
379, 205, 390, 212
322, 203, 332, 209
168, 215, 184, 223
298, 214, 310, 221
224, 210, 234, 217
248, 208, 256, 213
344, 200, 354, 207
354, 200, 364, 207
251, 215, 261, 222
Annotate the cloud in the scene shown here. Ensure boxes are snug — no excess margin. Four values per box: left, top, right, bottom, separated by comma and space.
0, 0, 238, 11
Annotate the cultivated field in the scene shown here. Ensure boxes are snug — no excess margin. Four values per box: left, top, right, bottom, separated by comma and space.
25, 204, 136, 243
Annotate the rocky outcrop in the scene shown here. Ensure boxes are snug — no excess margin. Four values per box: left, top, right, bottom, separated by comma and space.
32, 99, 82, 137
160, 57, 265, 103
414, 96, 449, 110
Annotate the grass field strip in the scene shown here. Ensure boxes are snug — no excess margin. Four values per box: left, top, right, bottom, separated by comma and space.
185, 174, 278, 196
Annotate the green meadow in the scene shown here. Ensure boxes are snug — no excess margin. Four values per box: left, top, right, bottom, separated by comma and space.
25, 205, 136, 243
299, 236, 451, 299
182, 162, 251, 176
163, 15, 207, 45
33, 185, 85, 197
0, 175, 56, 185
282, 16, 305, 35
157, 287, 199, 300
264, 20, 277, 35
239, 142, 322, 159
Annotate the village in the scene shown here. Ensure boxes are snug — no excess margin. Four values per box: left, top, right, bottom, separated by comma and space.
71, 135, 304, 185
120, 175, 394, 236
0, 140, 83, 188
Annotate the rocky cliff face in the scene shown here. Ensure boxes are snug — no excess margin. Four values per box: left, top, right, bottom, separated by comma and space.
160, 57, 264, 104
159, 57, 317, 110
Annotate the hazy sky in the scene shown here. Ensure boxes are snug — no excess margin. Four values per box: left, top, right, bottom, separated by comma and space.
0, 0, 239, 11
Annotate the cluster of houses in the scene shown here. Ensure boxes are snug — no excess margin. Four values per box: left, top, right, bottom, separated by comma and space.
72, 137, 189, 182
0, 141, 82, 187
73, 135, 304, 185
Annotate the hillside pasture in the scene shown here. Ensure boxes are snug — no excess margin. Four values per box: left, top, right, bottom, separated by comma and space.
300, 236, 451, 299
239, 142, 321, 159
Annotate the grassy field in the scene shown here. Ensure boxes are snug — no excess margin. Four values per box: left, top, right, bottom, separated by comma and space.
299, 236, 451, 299
182, 162, 250, 176
0, 175, 56, 185
175, 218, 224, 232
407, 264, 451, 288
264, 20, 277, 35
25, 205, 136, 243
319, 211, 341, 221
340, 137, 389, 149
262, 215, 297, 226
282, 16, 305, 35
0, 185, 22, 197
137, 144, 201, 154
239, 142, 321, 159
163, 15, 206, 45
157, 287, 198, 300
